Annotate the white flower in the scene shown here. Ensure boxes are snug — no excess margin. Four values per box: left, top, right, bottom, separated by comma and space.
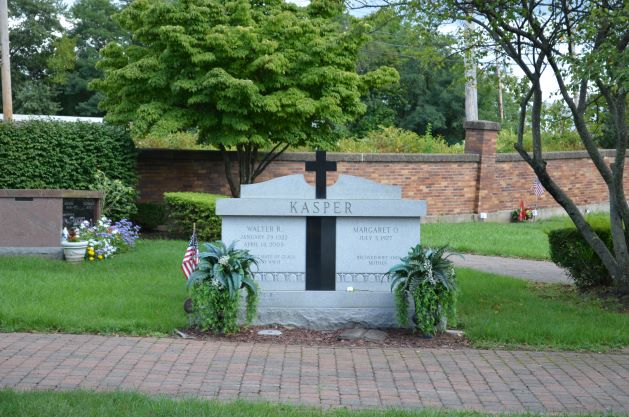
218, 255, 230, 266
98, 216, 112, 227
424, 260, 435, 284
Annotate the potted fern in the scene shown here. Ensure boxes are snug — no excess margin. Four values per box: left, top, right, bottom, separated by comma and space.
386, 245, 458, 337
187, 241, 259, 334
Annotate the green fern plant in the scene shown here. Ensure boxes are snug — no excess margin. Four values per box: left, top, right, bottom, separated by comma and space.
187, 241, 259, 333
386, 245, 458, 336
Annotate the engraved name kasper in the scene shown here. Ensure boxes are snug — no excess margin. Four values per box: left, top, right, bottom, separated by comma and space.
289, 200, 352, 215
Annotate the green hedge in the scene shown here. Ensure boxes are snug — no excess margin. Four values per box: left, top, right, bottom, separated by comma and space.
0, 121, 136, 189
131, 203, 166, 232
164, 192, 227, 241
548, 221, 613, 289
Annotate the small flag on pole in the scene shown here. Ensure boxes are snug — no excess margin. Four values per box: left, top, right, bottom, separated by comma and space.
182, 225, 199, 280
533, 177, 545, 197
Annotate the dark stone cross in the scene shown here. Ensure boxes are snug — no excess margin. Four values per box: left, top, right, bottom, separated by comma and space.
305, 150, 337, 291
306, 150, 337, 199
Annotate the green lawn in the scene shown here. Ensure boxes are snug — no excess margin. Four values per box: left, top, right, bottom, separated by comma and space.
422, 214, 606, 260
0, 390, 618, 417
0, 240, 626, 351
456, 269, 628, 351
0, 240, 189, 336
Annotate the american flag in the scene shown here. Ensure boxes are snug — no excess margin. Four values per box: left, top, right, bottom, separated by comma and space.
181, 231, 199, 280
533, 177, 545, 197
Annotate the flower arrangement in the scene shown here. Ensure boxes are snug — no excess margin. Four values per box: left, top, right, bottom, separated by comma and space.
511, 207, 534, 222
187, 241, 259, 334
386, 245, 458, 336
65, 228, 82, 242
79, 216, 141, 261
511, 200, 534, 222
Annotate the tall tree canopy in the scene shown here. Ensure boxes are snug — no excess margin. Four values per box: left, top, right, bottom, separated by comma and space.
6, 0, 65, 113
349, 9, 520, 143
94, 0, 397, 196
57, 0, 128, 116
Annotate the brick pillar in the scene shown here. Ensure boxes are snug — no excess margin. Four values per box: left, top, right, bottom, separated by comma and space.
464, 120, 500, 215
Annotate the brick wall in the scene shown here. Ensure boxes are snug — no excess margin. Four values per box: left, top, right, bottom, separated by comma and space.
493, 153, 619, 210
136, 122, 629, 218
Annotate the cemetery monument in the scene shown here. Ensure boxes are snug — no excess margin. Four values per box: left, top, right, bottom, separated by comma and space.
217, 151, 426, 329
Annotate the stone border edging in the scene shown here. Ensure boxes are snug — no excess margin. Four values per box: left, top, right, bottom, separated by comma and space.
138, 148, 624, 163
496, 149, 620, 162
137, 148, 481, 163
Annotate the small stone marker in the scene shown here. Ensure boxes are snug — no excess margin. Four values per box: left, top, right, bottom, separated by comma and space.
257, 329, 282, 336
174, 329, 195, 339
338, 328, 388, 342
338, 328, 366, 340
363, 329, 387, 342
445, 329, 465, 337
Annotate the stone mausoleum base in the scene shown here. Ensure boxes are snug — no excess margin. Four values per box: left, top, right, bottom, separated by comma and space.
0, 246, 65, 259
250, 291, 408, 329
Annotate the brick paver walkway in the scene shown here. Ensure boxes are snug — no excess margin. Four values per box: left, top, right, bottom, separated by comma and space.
452, 254, 571, 284
1, 333, 627, 414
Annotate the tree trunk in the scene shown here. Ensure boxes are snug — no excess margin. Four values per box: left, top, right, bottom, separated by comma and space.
220, 146, 240, 198
462, 2, 629, 295
219, 142, 291, 198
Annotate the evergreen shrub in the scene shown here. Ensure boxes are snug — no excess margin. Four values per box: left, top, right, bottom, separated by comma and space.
0, 121, 136, 189
131, 203, 167, 232
548, 220, 613, 289
164, 192, 226, 241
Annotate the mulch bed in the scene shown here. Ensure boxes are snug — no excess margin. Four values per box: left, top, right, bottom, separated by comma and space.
184, 325, 471, 348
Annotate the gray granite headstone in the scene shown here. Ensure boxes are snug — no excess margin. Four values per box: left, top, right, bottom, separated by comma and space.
217, 174, 426, 329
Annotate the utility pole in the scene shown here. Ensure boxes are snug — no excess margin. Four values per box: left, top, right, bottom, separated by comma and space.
464, 19, 478, 121
496, 50, 504, 122
0, 0, 12, 122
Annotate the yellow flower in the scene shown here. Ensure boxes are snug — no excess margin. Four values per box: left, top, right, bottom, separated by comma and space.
98, 255, 103, 260
89, 257, 94, 261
